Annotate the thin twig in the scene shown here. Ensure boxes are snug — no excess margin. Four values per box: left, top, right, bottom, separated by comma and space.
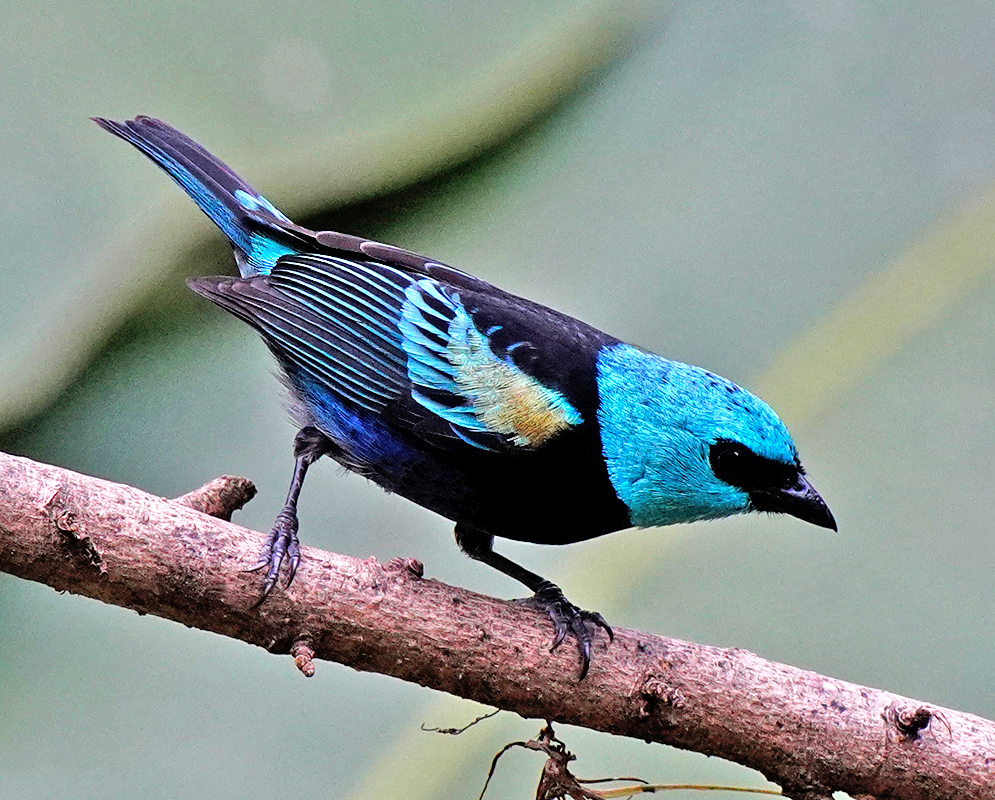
422, 708, 501, 735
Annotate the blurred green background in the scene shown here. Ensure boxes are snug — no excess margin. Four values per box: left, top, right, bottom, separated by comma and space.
2, 1, 995, 798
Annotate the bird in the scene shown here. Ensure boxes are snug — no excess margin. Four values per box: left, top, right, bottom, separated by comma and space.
94, 115, 836, 677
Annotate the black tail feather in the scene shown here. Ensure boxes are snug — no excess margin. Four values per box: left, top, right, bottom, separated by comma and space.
94, 116, 307, 274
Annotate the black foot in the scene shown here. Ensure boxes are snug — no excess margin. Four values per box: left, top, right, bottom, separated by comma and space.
247, 507, 301, 603
522, 581, 614, 679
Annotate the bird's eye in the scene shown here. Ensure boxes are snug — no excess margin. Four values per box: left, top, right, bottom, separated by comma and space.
709, 439, 798, 491
710, 441, 751, 486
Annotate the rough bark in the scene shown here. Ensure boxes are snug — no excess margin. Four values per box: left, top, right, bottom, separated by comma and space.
0, 450, 991, 800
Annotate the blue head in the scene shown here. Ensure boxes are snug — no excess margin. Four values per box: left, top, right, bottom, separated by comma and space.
596, 343, 835, 531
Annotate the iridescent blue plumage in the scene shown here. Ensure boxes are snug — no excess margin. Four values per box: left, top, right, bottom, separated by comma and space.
398, 279, 583, 450
597, 344, 798, 527
96, 116, 836, 678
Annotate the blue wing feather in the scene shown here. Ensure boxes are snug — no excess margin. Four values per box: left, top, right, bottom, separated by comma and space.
398, 279, 584, 450
233, 298, 396, 411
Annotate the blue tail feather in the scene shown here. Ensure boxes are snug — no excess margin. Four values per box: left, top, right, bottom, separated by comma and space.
93, 116, 302, 276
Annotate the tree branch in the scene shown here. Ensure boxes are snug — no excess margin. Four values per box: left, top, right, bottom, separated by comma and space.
0, 450, 991, 800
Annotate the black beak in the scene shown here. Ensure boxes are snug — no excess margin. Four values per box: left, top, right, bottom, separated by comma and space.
750, 474, 837, 531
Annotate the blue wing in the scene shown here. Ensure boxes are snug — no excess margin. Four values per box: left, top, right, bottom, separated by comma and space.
397, 276, 583, 450
189, 253, 584, 454
96, 117, 589, 452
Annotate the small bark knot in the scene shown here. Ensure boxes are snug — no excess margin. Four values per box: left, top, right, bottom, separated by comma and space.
45, 490, 105, 574
55, 511, 77, 533
883, 701, 949, 742
638, 675, 686, 719
291, 641, 316, 677
384, 557, 424, 580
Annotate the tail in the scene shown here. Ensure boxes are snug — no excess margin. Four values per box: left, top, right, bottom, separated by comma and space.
93, 116, 307, 276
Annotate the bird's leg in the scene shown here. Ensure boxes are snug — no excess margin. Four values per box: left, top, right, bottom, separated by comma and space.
249, 426, 330, 601
455, 523, 613, 679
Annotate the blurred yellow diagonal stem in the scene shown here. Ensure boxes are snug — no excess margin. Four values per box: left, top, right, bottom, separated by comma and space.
753, 188, 995, 428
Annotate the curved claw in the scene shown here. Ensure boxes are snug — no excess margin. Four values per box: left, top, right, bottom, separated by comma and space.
286, 539, 302, 586
246, 507, 300, 605
586, 611, 614, 642
525, 581, 612, 680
